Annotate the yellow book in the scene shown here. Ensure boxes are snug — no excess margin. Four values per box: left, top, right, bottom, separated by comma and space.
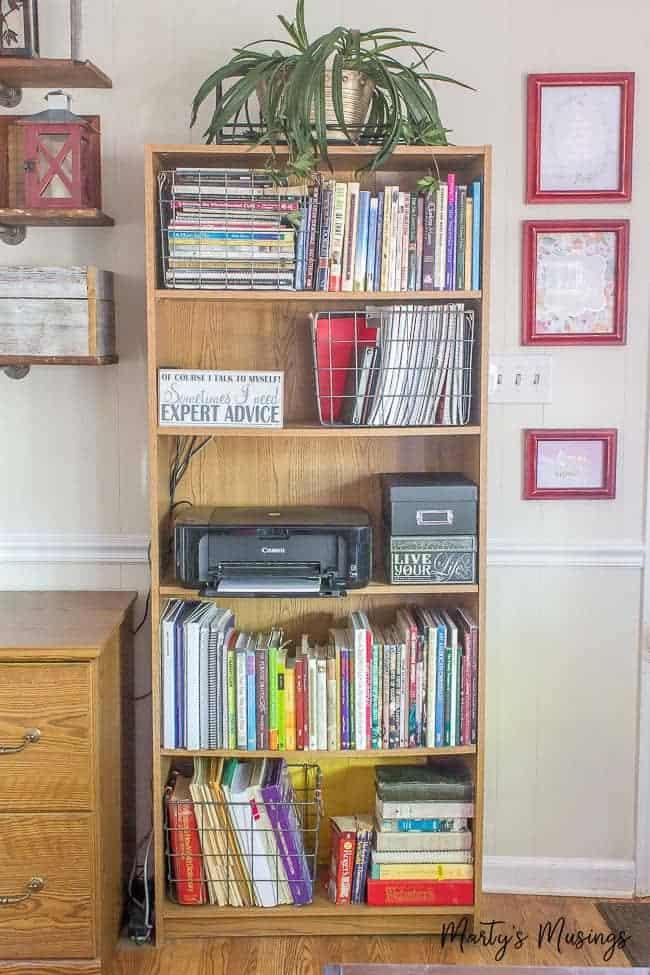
465, 197, 473, 290
208, 757, 253, 906
285, 657, 296, 750
375, 862, 474, 881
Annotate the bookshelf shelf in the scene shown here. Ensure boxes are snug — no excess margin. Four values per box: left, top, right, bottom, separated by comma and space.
159, 579, 480, 599
145, 142, 490, 942
155, 289, 482, 303
157, 423, 481, 439
161, 746, 477, 759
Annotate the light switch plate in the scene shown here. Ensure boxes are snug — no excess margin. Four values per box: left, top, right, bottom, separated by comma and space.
489, 354, 553, 404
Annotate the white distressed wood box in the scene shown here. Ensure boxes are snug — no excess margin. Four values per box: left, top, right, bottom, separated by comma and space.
0, 266, 116, 363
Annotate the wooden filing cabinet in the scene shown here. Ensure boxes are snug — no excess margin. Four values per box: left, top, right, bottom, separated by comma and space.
0, 591, 136, 975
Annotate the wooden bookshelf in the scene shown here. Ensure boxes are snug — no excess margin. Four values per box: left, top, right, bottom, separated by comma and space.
145, 142, 491, 942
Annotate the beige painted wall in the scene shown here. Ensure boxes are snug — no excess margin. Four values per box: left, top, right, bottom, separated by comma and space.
0, 0, 647, 886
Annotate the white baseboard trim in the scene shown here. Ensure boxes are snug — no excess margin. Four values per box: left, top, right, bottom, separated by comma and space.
0, 532, 150, 564
483, 856, 635, 897
0, 533, 643, 569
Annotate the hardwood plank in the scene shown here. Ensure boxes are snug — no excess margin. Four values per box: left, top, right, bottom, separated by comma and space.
0, 58, 111, 89
111, 894, 636, 971
0, 355, 118, 366
0, 592, 136, 653
159, 580, 479, 599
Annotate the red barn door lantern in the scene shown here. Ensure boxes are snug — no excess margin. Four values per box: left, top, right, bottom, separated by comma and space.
19, 90, 99, 209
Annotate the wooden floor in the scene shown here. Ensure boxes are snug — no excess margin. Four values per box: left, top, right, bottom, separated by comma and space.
112, 894, 636, 973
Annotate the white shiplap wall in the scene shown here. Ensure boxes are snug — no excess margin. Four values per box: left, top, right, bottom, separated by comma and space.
0, 0, 648, 896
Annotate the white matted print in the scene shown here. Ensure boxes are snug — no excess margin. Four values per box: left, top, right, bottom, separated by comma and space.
536, 438, 605, 490
539, 84, 621, 193
536, 229, 616, 335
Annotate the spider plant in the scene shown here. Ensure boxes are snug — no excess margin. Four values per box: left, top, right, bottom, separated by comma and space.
190, 0, 472, 175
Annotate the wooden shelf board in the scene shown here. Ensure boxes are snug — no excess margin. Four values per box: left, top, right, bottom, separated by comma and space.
155, 289, 481, 303
0, 354, 117, 366
157, 423, 481, 439
161, 889, 474, 937
161, 746, 476, 759
159, 580, 480, 599
0, 208, 114, 227
0, 57, 112, 89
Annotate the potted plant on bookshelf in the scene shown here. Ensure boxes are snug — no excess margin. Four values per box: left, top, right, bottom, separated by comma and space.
190, 0, 471, 178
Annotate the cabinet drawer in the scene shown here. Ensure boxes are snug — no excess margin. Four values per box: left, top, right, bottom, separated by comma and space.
0, 664, 93, 811
0, 814, 96, 959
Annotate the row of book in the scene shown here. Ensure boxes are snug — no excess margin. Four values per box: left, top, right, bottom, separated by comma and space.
313, 305, 473, 427
160, 167, 483, 293
161, 602, 479, 753
296, 174, 482, 293
165, 757, 315, 907
161, 167, 302, 289
328, 760, 474, 907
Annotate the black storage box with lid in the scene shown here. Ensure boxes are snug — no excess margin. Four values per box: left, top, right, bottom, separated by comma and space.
381, 473, 478, 537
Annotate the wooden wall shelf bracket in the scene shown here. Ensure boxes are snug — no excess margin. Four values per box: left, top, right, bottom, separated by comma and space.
0, 83, 21, 108
0, 223, 26, 245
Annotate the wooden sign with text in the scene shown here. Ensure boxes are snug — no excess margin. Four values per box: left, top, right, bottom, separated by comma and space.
158, 369, 284, 428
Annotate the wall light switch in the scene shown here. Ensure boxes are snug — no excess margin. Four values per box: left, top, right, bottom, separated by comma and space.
489, 354, 553, 404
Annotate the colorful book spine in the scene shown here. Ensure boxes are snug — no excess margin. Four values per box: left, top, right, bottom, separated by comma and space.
465, 196, 474, 290
353, 190, 371, 292
227, 642, 237, 749
371, 639, 380, 749
295, 655, 305, 750
165, 785, 207, 905
282, 659, 293, 749
365, 196, 379, 292
255, 644, 267, 749
328, 181, 348, 291
245, 647, 256, 751
444, 645, 453, 747
399, 192, 409, 291
421, 192, 435, 290
380, 817, 466, 833
268, 643, 278, 750
341, 183, 360, 292
236, 648, 247, 749
370, 863, 474, 881
277, 648, 286, 751
380, 187, 393, 291
326, 652, 337, 751
407, 193, 418, 291
316, 651, 328, 751
445, 173, 457, 291
455, 185, 467, 290
435, 624, 446, 748
261, 767, 312, 905
471, 180, 482, 290
316, 184, 334, 291
374, 191, 385, 291
304, 183, 320, 290
328, 820, 357, 904
434, 183, 447, 290
415, 194, 424, 291
341, 648, 350, 750
366, 878, 474, 907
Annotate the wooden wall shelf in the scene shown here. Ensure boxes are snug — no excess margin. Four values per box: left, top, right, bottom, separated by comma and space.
0, 354, 117, 366
162, 746, 477, 759
145, 143, 491, 942
0, 207, 114, 227
0, 57, 111, 90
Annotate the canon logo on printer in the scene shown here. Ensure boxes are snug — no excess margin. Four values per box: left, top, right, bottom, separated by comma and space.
261, 546, 286, 554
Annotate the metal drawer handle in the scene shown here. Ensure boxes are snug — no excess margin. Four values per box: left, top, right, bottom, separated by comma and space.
416, 509, 454, 527
0, 876, 45, 906
0, 728, 41, 754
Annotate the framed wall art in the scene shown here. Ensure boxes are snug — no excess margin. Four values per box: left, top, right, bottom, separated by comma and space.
523, 428, 617, 500
526, 72, 635, 203
522, 219, 629, 346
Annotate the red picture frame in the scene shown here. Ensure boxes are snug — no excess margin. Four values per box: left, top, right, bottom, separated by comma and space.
526, 73, 635, 204
522, 219, 629, 346
523, 429, 617, 500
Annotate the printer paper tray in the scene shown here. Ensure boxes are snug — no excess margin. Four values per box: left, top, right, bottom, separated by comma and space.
201, 574, 346, 598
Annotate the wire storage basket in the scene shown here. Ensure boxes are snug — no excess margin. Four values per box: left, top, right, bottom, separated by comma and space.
311, 303, 475, 427
158, 168, 305, 290
165, 762, 322, 908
